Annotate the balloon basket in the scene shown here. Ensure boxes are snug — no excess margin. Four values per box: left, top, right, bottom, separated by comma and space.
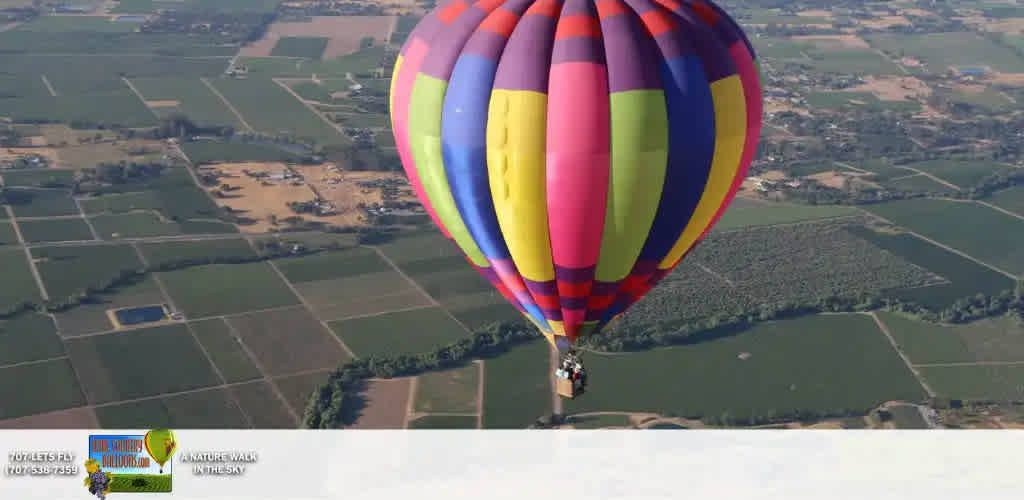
556, 378, 583, 399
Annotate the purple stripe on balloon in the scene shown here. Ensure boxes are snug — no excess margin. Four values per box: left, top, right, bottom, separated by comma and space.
401, 14, 445, 56
461, 28, 509, 60
560, 296, 588, 309
474, 264, 500, 282
420, 7, 491, 80
493, 15, 559, 92
599, 10, 661, 91
541, 308, 565, 320
631, 259, 660, 275
554, 264, 597, 283
512, 289, 536, 305
590, 281, 623, 296
523, 278, 559, 297
652, 29, 695, 58
551, 37, 607, 65
623, 0, 657, 13
584, 309, 608, 322
560, 0, 597, 16
660, 1, 735, 81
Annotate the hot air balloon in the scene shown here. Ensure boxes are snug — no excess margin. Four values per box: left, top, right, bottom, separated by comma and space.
144, 429, 177, 474
389, 0, 762, 392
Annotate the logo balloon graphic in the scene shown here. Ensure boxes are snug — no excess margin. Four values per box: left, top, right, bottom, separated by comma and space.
389, 0, 763, 351
144, 429, 178, 474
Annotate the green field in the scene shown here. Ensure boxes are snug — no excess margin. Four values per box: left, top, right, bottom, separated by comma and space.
274, 369, 332, 416
846, 226, 1016, 309
17, 218, 94, 243
989, 186, 1024, 216
805, 50, 904, 75
95, 388, 248, 428
290, 81, 335, 103
807, 91, 921, 111
863, 199, 1024, 275
292, 271, 429, 320
32, 244, 143, 301
482, 337, 551, 428
230, 381, 296, 428
331, 112, 389, 129
67, 323, 220, 404
328, 307, 468, 357
855, 159, 915, 182
54, 275, 165, 336
189, 318, 262, 383
11, 16, 139, 33
0, 222, 17, 245
108, 474, 172, 493
887, 404, 929, 429
0, 169, 75, 188
0, 89, 157, 128
89, 212, 234, 239
4, 188, 79, 217
448, 302, 523, 330
180, 140, 304, 164
413, 363, 479, 414
867, 32, 1024, 73
567, 414, 633, 429
713, 198, 858, 232
238, 46, 387, 78
130, 77, 244, 128
408, 415, 478, 429
228, 306, 350, 377
0, 313, 63, 366
0, 249, 41, 311
139, 238, 256, 268
919, 365, 1024, 401
751, 37, 814, 60
887, 174, 954, 193
0, 23, 235, 56
206, 77, 348, 147
0, 54, 226, 95
565, 314, 926, 420
898, 159, 1013, 189
159, 262, 299, 318
878, 312, 1024, 364
744, 11, 830, 25
274, 247, 390, 283
271, 37, 328, 59
0, 358, 86, 419
946, 87, 1016, 110
79, 185, 224, 221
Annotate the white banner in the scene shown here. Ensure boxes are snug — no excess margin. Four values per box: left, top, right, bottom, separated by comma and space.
1, 430, 1022, 499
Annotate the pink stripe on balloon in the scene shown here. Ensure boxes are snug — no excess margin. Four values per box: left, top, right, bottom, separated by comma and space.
391, 37, 451, 238
545, 62, 610, 270
698, 41, 762, 240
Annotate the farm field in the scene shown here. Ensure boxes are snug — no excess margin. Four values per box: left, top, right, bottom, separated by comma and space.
94, 388, 248, 428
482, 338, 551, 429
54, 275, 165, 336
189, 318, 262, 384
89, 212, 235, 239
877, 312, 1024, 364
806, 91, 921, 112
866, 32, 1024, 73
0, 313, 63, 366
863, 198, 1024, 276
567, 414, 633, 429
238, 45, 388, 79
229, 381, 296, 428
347, 378, 411, 429
565, 314, 927, 419
80, 186, 225, 222
0, 358, 86, 420
271, 37, 329, 59
273, 246, 390, 283
413, 364, 479, 414
4, 188, 79, 217
293, 271, 430, 320
0, 222, 17, 245
407, 415, 477, 429
0, 168, 75, 188
274, 369, 332, 416
846, 226, 1017, 309
180, 140, 305, 164
138, 238, 256, 268
919, 365, 1024, 401
988, 186, 1024, 216
804, 50, 904, 75
205, 77, 348, 147
158, 262, 299, 318
0, 55, 227, 96
130, 77, 244, 128
898, 159, 1013, 188
887, 404, 929, 429
327, 306, 467, 358
241, 16, 393, 59
228, 306, 350, 377
16, 218, 93, 243
0, 89, 158, 128
66, 323, 220, 404
32, 244, 143, 302
887, 174, 954, 193
713, 198, 858, 232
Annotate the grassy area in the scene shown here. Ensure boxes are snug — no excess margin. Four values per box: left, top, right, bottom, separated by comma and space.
0, 169, 76, 188
0, 358, 86, 420
408, 415, 478, 429
805, 50, 904, 75
130, 77, 244, 128
229, 381, 296, 428
919, 365, 1024, 401
159, 262, 299, 318
0, 313, 63, 366
989, 186, 1024, 216
483, 338, 551, 428
328, 307, 468, 358
94, 388, 248, 428
863, 198, 1024, 275
228, 306, 350, 377
565, 314, 926, 420
4, 188, 79, 217
32, 243, 143, 301
413, 364, 479, 414
53, 275, 164, 336
878, 312, 1024, 364
807, 91, 920, 111
273, 247, 390, 283
846, 226, 1016, 309
138, 238, 257, 268
713, 198, 857, 232
886, 174, 953, 193
271, 37, 328, 59
189, 318, 262, 383
0, 249, 40, 311
89, 212, 235, 239
17, 218, 94, 243
180, 140, 305, 164
867, 32, 1024, 73
206, 77, 348, 147
899, 159, 1013, 189
66, 323, 221, 404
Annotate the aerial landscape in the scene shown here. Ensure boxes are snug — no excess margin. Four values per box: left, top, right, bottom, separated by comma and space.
1, 0, 1023, 431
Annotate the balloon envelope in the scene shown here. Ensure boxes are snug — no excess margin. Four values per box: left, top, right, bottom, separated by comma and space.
144, 429, 178, 468
389, 0, 762, 349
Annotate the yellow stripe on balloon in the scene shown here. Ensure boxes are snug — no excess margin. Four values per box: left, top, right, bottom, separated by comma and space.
389, 55, 403, 121
486, 89, 555, 282
658, 75, 747, 269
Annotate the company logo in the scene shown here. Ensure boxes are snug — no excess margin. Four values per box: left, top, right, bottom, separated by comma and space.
85, 430, 177, 497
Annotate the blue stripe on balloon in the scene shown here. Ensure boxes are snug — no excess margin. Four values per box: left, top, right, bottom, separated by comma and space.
635, 53, 715, 263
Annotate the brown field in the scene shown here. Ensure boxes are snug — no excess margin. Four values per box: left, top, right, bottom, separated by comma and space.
0, 147, 60, 166
901, 8, 937, 18
39, 124, 119, 147
0, 407, 99, 429
900, 57, 924, 68
226, 306, 351, 377
955, 83, 987, 94
983, 18, 1024, 34
847, 75, 931, 101
860, 15, 911, 28
240, 16, 396, 59
348, 377, 412, 429
797, 9, 834, 18
53, 139, 165, 169
297, 274, 430, 321
146, 100, 180, 108
808, 170, 851, 189
791, 34, 869, 49
992, 73, 1024, 87
765, 97, 810, 116
379, 0, 428, 15
301, 165, 419, 226
203, 162, 324, 233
